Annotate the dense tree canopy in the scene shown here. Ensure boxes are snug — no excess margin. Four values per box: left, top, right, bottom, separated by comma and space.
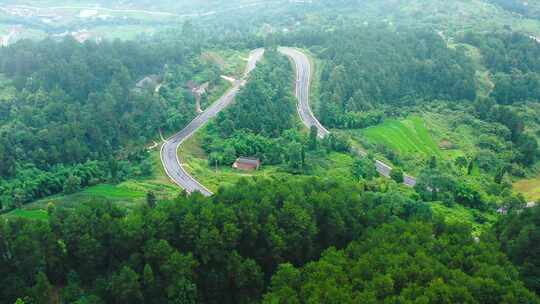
202, 50, 319, 172
0, 25, 233, 208
0, 177, 433, 303
264, 219, 539, 303
494, 205, 540, 294
281, 27, 477, 128
463, 32, 540, 104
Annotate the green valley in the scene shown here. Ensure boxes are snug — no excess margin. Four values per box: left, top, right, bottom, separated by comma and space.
1, 1, 540, 303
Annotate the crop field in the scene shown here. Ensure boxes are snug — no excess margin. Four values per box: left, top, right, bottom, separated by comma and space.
81, 184, 146, 199
362, 116, 441, 157
513, 177, 540, 202
4, 209, 49, 221
17, 182, 148, 212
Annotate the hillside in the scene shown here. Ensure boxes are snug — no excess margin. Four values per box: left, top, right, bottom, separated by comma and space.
1, 1, 540, 303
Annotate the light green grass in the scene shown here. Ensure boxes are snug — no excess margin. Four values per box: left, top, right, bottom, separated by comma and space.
178, 131, 286, 192
5, 209, 49, 221
362, 116, 441, 157
421, 110, 475, 158
310, 151, 356, 182
81, 184, 145, 199
514, 177, 540, 202
21, 182, 149, 212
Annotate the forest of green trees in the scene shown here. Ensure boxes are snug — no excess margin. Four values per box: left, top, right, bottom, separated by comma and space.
0, 23, 257, 210
203, 50, 297, 168
281, 27, 477, 129
488, 0, 540, 18
2, 2, 540, 303
203, 49, 350, 173
2, 178, 538, 303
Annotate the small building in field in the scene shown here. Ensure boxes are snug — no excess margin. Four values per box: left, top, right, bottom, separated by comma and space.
232, 157, 261, 171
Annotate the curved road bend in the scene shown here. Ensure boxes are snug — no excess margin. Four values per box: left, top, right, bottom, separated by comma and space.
278, 47, 330, 138
279, 47, 417, 187
161, 48, 265, 196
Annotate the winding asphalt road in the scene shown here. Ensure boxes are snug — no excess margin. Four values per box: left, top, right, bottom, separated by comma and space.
279, 47, 417, 187
160, 48, 265, 196
279, 47, 330, 139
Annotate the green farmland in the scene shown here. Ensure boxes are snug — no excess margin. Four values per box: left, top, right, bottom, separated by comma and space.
362, 116, 441, 157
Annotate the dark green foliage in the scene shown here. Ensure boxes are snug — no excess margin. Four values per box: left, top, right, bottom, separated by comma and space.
146, 191, 157, 208
321, 133, 351, 153
216, 50, 295, 137
0, 25, 208, 207
308, 126, 318, 150
463, 32, 540, 104
495, 205, 540, 294
471, 99, 539, 167
32, 272, 54, 304
415, 165, 487, 210
0, 177, 431, 303
351, 157, 378, 181
489, 0, 540, 18
110, 266, 143, 303
203, 50, 297, 167
264, 220, 539, 303
284, 27, 476, 128
390, 168, 404, 183
0, 160, 111, 210
63, 175, 82, 194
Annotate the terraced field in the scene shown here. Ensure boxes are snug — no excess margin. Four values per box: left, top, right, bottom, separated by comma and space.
362, 116, 441, 157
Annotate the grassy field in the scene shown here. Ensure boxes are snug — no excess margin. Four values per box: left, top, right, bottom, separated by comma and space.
513, 177, 540, 202
4, 209, 49, 221
178, 126, 359, 192
361, 116, 441, 157
178, 130, 286, 192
